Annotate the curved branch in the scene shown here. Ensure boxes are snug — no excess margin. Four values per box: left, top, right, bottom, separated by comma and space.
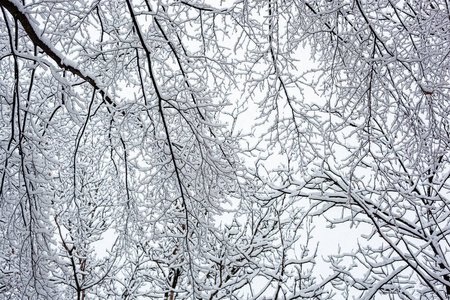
0, 0, 117, 108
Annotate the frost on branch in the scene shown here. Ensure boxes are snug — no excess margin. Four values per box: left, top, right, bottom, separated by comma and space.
1, 0, 449, 299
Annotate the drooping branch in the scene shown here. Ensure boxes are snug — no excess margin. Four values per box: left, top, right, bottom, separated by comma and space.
0, 0, 117, 108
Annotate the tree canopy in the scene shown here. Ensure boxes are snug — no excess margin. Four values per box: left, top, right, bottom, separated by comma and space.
1, 0, 449, 299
